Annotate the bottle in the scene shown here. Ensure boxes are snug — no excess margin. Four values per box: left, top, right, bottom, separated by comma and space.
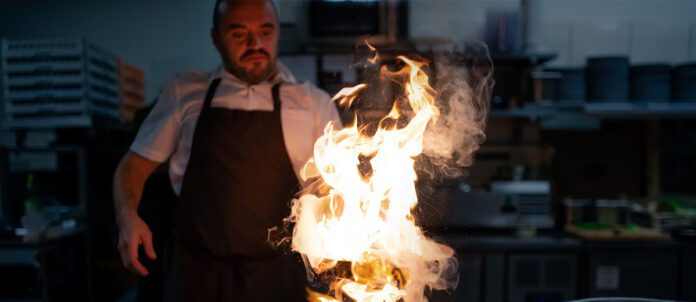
24, 173, 39, 214
21, 173, 42, 242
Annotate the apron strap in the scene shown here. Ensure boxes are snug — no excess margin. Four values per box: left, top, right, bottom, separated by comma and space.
202, 78, 222, 110
272, 83, 282, 112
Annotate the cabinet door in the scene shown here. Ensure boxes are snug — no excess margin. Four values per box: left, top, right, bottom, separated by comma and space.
508, 254, 577, 302
589, 251, 678, 299
456, 253, 482, 302
484, 252, 505, 302
681, 252, 696, 300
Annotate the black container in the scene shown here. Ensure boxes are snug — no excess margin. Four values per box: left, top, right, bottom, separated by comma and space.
586, 56, 630, 102
672, 63, 696, 102
548, 68, 586, 101
630, 63, 671, 102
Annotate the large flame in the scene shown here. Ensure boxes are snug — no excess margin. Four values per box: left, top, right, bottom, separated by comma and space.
289, 55, 458, 302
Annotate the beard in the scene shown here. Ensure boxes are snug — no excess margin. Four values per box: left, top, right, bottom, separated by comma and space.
232, 60, 276, 85
223, 48, 277, 85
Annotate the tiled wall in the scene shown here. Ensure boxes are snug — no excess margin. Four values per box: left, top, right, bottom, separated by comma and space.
531, 21, 696, 66
2, 0, 695, 101
408, 0, 696, 66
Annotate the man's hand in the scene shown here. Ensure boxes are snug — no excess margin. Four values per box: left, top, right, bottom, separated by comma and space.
116, 210, 157, 276
113, 151, 160, 276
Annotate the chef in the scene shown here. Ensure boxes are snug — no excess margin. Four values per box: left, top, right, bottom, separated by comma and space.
112, 0, 341, 301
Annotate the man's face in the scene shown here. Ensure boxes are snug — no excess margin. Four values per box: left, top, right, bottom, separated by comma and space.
212, 1, 279, 84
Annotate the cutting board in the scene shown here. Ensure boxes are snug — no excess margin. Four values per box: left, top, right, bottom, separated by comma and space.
565, 225, 671, 241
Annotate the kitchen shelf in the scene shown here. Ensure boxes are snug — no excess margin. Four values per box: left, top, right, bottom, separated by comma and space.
342, 101, 696, 123
490, 101, 696, 120
490, 51, 558, 66
584, 102, 696, 118
489, 106, 558, 119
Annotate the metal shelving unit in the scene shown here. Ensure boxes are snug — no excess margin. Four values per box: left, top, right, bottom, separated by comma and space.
490, 101, 696, 120
584, 102, 696, 118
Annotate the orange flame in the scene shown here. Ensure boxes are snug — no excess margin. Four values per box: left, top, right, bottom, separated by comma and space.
331, 84, 368, 108
365, 40, 380, 65
290, 52, 456, 302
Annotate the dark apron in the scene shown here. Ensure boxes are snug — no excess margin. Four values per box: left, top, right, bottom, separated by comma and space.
163, 78, 306, 302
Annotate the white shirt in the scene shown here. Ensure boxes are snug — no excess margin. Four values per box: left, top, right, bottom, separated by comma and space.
130, 62, 341, 195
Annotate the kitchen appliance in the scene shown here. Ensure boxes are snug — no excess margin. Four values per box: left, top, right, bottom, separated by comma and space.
595, 199, 629, 225
309, 0, 408, 45
439, 181, 553, 229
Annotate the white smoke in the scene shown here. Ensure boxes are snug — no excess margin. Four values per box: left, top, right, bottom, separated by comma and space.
420, 44, 494, 180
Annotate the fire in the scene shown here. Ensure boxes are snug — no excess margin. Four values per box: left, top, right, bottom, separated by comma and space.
365, 40, 380, 64
289, 54, 458, 302
331, 84, 368, 107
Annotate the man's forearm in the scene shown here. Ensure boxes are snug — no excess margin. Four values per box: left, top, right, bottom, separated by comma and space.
113, 152, 159, 224
113, 161, 144, 224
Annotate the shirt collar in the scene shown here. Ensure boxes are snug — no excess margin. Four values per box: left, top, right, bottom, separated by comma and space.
212, 60, 297, 86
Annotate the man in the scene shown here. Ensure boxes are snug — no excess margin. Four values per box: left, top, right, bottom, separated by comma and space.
112, 0, 341, 301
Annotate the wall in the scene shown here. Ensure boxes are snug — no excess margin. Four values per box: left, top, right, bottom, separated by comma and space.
409, 0, 520, 42
2, 0, 696, 101
0, 1, 220, 102
405, 0, 696, 67
528, 0, 696, 66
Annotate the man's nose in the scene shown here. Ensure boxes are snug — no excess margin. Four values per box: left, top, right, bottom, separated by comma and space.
247, 32, 262, 48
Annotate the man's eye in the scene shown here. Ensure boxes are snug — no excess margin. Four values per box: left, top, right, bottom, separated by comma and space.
260, 30, 273, 38
231, 31, 246, 39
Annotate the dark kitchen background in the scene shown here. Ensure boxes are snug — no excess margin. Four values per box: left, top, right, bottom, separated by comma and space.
1, 0, 696, 301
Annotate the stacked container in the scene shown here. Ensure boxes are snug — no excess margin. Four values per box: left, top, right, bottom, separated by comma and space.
630, 64, 671, 102
1, 38, 122, 128
672, 63, 696, 102
117, 60, 144, 124
586, 56, 630, 102
549, 68, 586, 101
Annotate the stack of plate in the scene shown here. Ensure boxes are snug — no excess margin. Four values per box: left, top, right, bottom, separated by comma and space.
549, 68, 585, 101
672, 63, 696, 102
586, 56, 630, 102
630, 64, 671, 102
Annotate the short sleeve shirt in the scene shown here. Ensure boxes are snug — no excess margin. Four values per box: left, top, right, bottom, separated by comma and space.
130, 62, 341, 195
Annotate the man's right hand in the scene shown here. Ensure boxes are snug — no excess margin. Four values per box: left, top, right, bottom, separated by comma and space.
113, 151, 161, 276
116, 210, 157, 276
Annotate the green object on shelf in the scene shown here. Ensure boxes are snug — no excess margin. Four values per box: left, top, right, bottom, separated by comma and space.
574, 222, 641, 231
665, 196, 696, 218
664, 196, 682, 211
622, 224, 639, 232
574, 222, 611, 230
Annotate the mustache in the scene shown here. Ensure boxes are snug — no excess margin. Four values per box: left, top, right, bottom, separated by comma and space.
241, 49, 270, 60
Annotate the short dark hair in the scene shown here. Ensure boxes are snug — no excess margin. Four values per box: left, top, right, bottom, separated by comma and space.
212, 0, 278, 31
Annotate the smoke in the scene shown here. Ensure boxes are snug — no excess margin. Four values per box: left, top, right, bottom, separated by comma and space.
419, 44, 494, 180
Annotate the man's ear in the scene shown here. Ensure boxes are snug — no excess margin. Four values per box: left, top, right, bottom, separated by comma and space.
211, 28, 221, 52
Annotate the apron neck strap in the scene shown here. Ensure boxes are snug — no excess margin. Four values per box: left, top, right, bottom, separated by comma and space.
272, 83, 282, 112
203, 78, 222, 110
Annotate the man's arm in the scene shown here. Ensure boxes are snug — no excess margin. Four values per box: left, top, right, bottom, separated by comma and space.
113, 151, 160, 276
313, 85, 343, 137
